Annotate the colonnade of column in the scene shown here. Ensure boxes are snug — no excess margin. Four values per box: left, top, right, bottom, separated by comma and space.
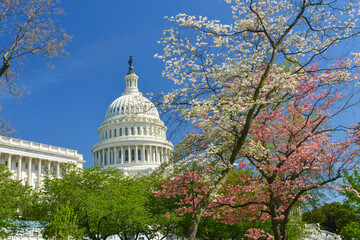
1, 154, 63, 187
93, 145, 172, 167
101, 124, 166, 141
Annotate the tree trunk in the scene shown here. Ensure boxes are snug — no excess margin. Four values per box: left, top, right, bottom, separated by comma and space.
271, 219, 288, 240
184, 168, 232, 240
0, 61, 10, 78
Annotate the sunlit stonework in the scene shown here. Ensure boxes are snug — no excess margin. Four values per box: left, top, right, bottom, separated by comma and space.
91, 58, 173, 174
0, 136, 84, 188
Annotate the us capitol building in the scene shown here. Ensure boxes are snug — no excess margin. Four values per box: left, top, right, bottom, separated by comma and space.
0, 57, 173, 187
91, 57, 173, 174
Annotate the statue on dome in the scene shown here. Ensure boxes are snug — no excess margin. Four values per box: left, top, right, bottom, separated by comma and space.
128, 56, 134, 74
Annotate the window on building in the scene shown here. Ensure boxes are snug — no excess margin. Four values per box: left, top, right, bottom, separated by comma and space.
110, 130, 112, 138
137, 127, 140, 135
25, 164, 28, 169
16, 163, 18, 167
120, 128, 122, 136
138, 149, 141, 161
5, 161, 7, 166
131, 149, 135, 161
143, 127, 147, 135
125, 128, 128, 136
125, 150, 129, 162
131, 127, 134, 135
145, 150, 147, 161
105, 131, 108, 139
114, 129, 117, 137
35, 166, 38, 171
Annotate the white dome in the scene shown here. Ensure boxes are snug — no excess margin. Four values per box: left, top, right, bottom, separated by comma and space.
91, 59, 173, 175
105, 93, 159, 120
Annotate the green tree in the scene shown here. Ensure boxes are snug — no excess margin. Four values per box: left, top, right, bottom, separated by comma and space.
38, 165, 150, 240
303, 202, 359, 234
42, 203, 84, 240
0, 163, 31, 238
340, 222, 360, 240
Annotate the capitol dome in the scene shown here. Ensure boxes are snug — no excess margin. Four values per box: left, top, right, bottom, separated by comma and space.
91, 57, 173, 174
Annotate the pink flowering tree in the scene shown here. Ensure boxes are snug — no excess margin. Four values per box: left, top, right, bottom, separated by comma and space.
155, 64, 360, 239
155, 1, 360, 240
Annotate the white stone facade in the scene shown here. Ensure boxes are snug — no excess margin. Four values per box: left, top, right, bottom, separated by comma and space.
0, 135, 85, 188
92, 62, 173, 174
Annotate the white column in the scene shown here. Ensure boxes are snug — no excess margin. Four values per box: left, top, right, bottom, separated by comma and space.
28, 158, 32, 186
7, 154, 11, 171
93, 152, 96, 166
166, 149, 171, 162
156, 146, 159, 163
121, 146, 124, 164
128, 146, 131, 162
107, 148, 110, 165
38, 159, 42, 186
47, 161, 51, 177
114, 147, 118, 164
56, 162, 60, 178
162, 147, 165, 163
142, 146, 145, 163
18, 156, 22, 181
149, 146, 152, 163
102, 149, 105, 166
160, 148, 163, 163
135, 145, 138, 163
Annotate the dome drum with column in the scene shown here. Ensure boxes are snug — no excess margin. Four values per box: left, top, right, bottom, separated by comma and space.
92, 57, 173, 174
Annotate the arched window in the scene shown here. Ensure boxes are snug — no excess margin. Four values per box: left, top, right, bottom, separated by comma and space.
125, 150, 129, 162
131, 149, 135, 162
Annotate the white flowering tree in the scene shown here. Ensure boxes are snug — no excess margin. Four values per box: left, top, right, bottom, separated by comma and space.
155, 0, 360, 239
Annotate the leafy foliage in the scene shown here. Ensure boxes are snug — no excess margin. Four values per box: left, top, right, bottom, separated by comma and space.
0, 163, 31, 238
303, 202, 360, 234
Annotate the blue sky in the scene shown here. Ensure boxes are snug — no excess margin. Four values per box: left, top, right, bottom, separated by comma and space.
3, 0, 360, 170
1, 0, 233, 168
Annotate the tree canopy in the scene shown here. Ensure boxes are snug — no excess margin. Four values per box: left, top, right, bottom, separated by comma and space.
155, 0, 360, 239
